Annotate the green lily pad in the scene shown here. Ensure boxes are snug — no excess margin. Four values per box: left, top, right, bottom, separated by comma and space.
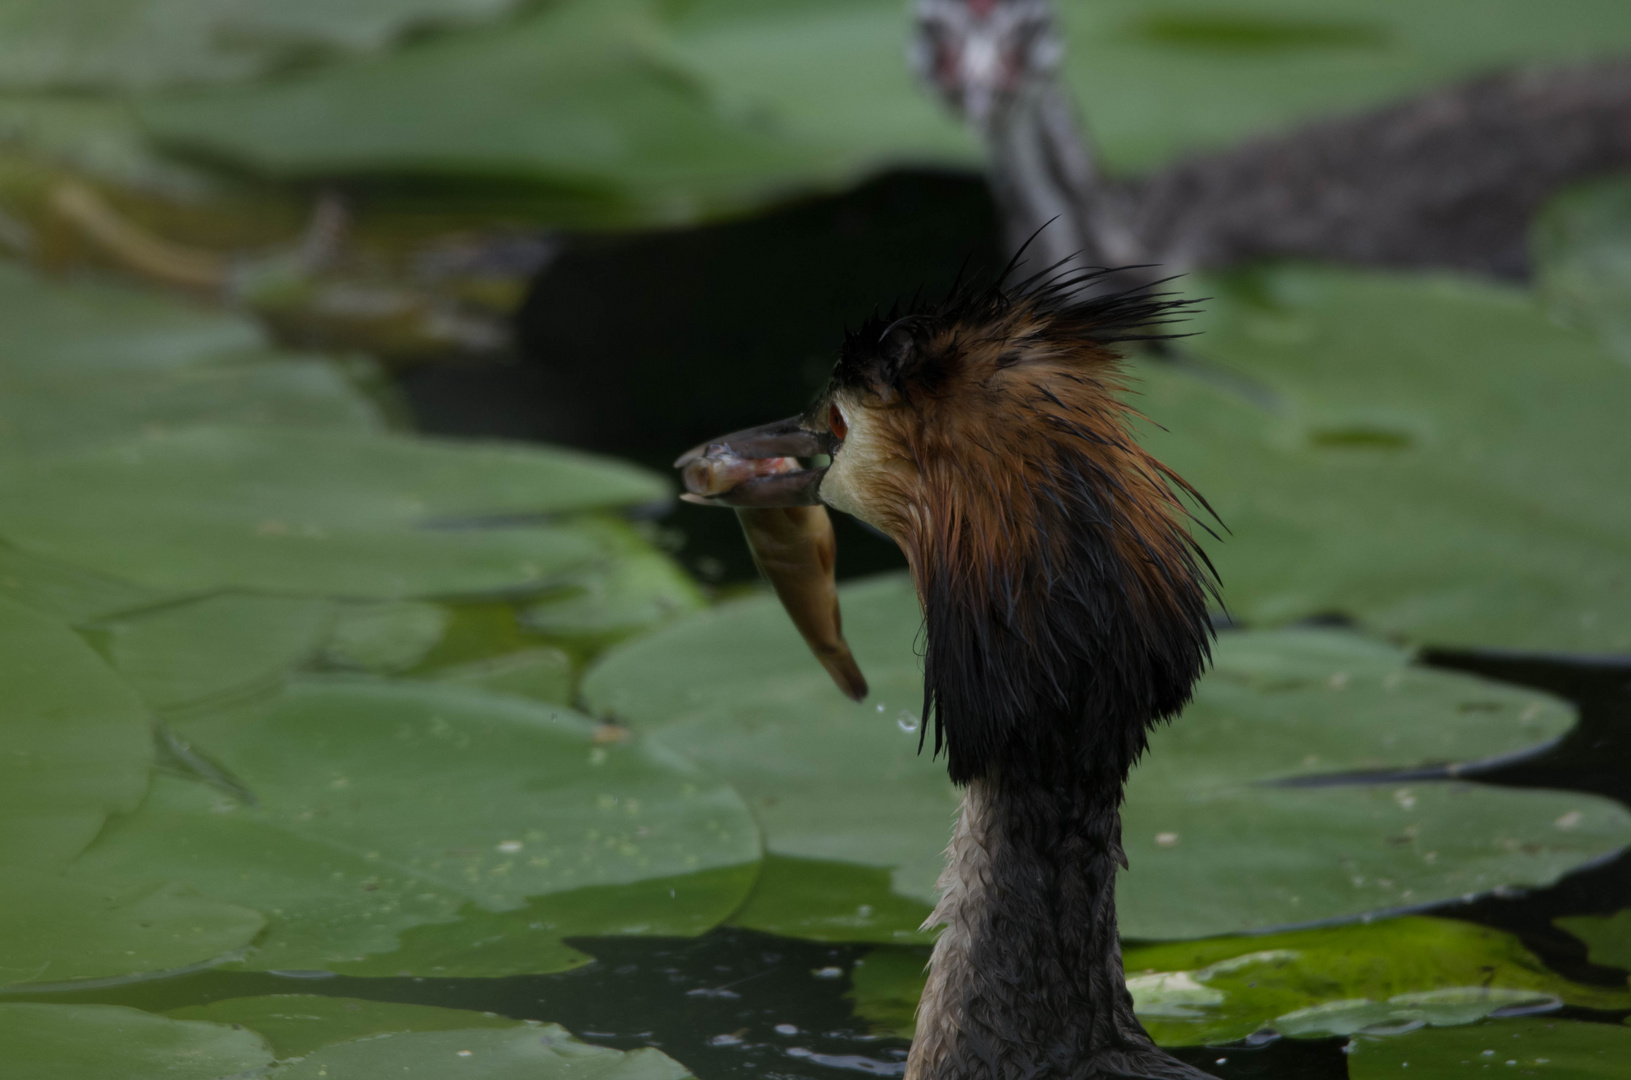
0, 358, 386, 460
274, 1022, 694, 1080
846, 945, 931, 1038
88, 593, 332, 712
335, 862, 761, 978
137, 0, 1631, 228
0, 595, 150, 868
1346, 1018, 1631, 1078
726, 855, 934, 944
1057, 0, 1631, 173
852, 916, 1631, 1045
0, 262, 382, 459
1142, 264, 1631, 652
0, 543, 161, 623
0, 1002, 273, 1080
521, 523, 706, 645
1556, 909, 1631, 976
584, 575, 1625, 940
0, 260, 260, 377
324, 599, 448, 673
140, 0, 823, 224
431, 647, 575, 706
0, 0, 530, 91
1535, 177, 1631, 369
68, 678, 760, 976
167, 994, 521, 1059
0, 94, 223, 196
1119, 780, 1629, 940
0, 426, 667, 598
0, 873, 263, 989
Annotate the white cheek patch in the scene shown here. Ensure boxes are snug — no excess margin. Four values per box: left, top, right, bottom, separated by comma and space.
818, 402, 890, 531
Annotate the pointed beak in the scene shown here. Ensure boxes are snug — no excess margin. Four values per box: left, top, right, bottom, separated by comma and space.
674, 415, 836, 507
673, 413, 867, 701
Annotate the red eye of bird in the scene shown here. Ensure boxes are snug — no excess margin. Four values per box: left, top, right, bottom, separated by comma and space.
828, 403, 848, 441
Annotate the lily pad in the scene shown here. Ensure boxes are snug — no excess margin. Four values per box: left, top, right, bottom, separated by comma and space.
0, 873, 263, 989
0, 1002, 273, 1080
0, 543, 161, 623
67, 678, 760, 976
323, 599, 448, 673
431, 647, 575, 706
88, 593, 332, 712
334, 862, 761, 978
0, 260, 260, 377
1556, 909, 1631, 976
726, 856, 934, 944
0, 358, 386, 460
0, 595, 150, 868
584, 575, 1626, 940
166, 994, 521, 1059
1142, 264, 1631, 652
140, 0, 823, 225
0, 0, 531, 91
1119, 780, 1629, 940
0, 262, 383, 457
0, 426, 667, 598
273, 1021, 694, 1080
1534, 177, 1631, 369
521, 523, 706, 645
852, 916, 1631, 1044
1346, 1017, 1631, 1078
136, 0, 1631, 228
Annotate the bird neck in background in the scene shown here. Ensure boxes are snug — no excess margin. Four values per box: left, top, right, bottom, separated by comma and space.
907, 765, 1212, 1080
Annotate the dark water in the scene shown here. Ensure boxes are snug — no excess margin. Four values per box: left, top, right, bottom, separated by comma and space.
18, 171, 1631, 1080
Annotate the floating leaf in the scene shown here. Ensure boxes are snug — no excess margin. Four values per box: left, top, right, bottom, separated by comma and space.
1534, 176, 1631, 368
0, 426, 667, 598
853, 917, 1631, 1044
0, 260, 259, 376
335, 862, 760, 978
521, 522, 705, 645
167, 995, 521, 1059
272, 1021, 693, 1080
0, 595, 150, 868
0, 261, 382, 459
0, 1003, 273, 1080
0, 0, 532, 91
140, 0, 823, 225
431, 647, 575, 706
89, 593, 332, 712
726, 855, 934, 944
1141, 264, 1631, 652
1345, 1017, 1631, 1078
585, 575, 1625, 940
0, 358, 385, 459
0, 543, 161, 623
324, 599, 448, 673
1556, 909, 1631, 976
1120, 780, 1629, 940
137, 0, 1631, 227
0, 93, 224, 196
0, 873, 263, 989
68, 678, 760, 977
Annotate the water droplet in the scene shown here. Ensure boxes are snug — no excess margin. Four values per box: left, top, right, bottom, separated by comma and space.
897, 711, 919, 733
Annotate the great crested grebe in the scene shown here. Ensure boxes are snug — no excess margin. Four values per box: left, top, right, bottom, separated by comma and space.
677, 266, 1219, 1080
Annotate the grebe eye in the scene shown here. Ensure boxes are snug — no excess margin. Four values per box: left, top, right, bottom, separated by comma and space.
828, 403, 849, 441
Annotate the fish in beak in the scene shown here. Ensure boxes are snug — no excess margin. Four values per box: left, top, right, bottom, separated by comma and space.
675, 416, 868, 701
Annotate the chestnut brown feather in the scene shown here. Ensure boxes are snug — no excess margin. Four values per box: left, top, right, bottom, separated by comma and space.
826, 272, 1218, 784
